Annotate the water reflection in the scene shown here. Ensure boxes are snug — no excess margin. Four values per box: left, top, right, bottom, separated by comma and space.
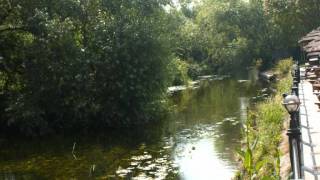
175, 138, 234, 180
239, 97, 249, 123
114, 79, 258, 179
0, 78, 262, 179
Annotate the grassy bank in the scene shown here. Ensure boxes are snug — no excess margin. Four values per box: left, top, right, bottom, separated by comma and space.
235, 58, 293, 179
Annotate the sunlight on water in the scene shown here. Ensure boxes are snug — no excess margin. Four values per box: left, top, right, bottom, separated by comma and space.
114, 121, 239, 180
239, 97, 249, 123
175, 138, 235, 180
0, 77, 265, 179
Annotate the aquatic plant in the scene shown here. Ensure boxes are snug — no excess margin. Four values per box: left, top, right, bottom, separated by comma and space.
235, 58, 292, 179
236, 110, 260, 179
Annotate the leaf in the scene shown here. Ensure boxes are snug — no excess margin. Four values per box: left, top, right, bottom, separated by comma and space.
255, 159, 267, 172
250, 137, 259, 150
244, 148, 252, 170
236, 148, 246, 160
261, 176, 275, 180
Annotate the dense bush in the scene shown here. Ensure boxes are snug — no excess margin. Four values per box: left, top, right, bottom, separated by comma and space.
173, 0, 319, 74
173, 0, 275, 73
169, 58, 190, 86
0, 0, 318, 136
187, 63, 203, 80
0, 0, 172, 135
275, 58, 294, 77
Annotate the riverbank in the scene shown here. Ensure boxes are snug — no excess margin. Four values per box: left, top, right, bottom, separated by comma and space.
235, 58, 293, 179
0, 76, 263, 179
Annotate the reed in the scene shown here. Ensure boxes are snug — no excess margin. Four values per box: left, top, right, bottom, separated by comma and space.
235, 58, 293, 179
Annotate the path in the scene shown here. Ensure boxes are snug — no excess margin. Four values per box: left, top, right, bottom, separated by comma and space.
300, 67, 320, 179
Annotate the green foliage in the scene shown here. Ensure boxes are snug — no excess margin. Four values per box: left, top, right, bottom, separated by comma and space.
173, 0, 279, 74
172, 0, 318, 74
236, 110, 280, 180
169, 58, 190, 86
236, 59, 292, 179
187, 63, 203, 80
0, 0, 173, 135
250, 95, 284, 179
275, 58, 294, 77
236, 111, 260, 179
267, 0, 320, 49
0, 0, 314, 138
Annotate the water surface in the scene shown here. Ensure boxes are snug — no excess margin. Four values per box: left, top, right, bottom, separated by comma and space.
0, 76, 264, 180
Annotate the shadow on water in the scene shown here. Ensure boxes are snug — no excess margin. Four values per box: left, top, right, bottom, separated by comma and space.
0, 70, 265, 180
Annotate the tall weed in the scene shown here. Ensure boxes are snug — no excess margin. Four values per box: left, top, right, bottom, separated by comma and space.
275, 58, 294, 77
236, 58, 292, 179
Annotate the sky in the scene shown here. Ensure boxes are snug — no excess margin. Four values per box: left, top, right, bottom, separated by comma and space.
171, 0, 201, 9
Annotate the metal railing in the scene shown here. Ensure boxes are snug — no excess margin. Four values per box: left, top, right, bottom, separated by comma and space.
292, 139, 301, 179
288, 62, 303, 180
282, 62, 303, 179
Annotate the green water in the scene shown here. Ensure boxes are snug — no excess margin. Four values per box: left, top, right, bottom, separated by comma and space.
0, 76, 264, 180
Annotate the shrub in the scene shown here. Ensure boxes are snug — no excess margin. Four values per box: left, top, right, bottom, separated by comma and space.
0, 0, 173, 135
169, 58, 190, 86
187, 63, 202, 80
275, 58, 294, 76
236, 58, 293, 179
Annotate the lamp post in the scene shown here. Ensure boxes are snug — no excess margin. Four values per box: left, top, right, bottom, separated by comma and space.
296, 60, 300, 82
295, 69, 300, 83
292, 66, 296, 77
283, 94, 302, 179
292, 86, 299, 96
292, 63, 300, 83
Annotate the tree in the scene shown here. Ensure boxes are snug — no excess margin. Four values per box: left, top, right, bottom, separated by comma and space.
0, 0, 173, 135
267, 0, 320, 49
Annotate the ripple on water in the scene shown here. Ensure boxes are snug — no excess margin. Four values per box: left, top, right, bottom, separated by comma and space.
115, 148, 179, 180
131, 154, 152, 161
223, 117, 237, 122
115, 123, 236, 179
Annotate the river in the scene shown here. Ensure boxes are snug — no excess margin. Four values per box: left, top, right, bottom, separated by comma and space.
0, 71, 266, 180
